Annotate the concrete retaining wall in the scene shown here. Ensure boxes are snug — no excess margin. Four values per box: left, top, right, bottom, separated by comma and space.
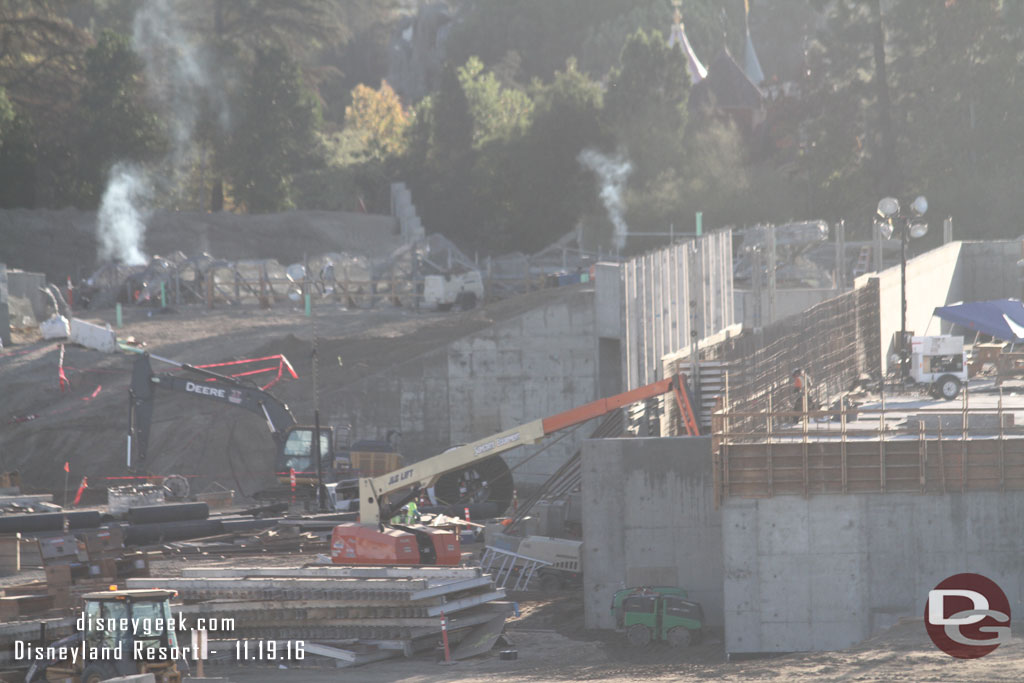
336, 288, 599, 486
959, 240, 1023, 302
852, 239, 1024, 375
857, 241, 964, 374
582, 437, 723, 629
723, 492, 1024, 653
620, 231, 734, 390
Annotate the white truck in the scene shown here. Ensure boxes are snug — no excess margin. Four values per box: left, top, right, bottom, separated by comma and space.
423, 270, 484, 311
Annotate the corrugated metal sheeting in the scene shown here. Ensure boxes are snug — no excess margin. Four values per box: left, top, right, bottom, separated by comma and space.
622, 230, 734, 390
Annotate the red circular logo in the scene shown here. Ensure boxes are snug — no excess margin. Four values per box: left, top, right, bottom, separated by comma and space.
925, 573, 1011, 659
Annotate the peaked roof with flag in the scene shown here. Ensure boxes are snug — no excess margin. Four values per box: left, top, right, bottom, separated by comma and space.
668, 5, 707, 84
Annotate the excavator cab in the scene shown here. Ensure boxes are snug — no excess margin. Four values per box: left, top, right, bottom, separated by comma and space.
275, 426, 338, 485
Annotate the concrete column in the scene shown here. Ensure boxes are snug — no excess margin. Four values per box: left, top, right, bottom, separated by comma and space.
0, 263, 10, 347
583, 437, 723, 630
834, 220, 846, 289
0, 532, 20, 575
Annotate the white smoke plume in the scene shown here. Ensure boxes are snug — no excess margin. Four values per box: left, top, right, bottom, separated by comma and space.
132, 0, 226, 165
96, 0, 226, 265
97, 164, 152, 266
578, 149, 633, 251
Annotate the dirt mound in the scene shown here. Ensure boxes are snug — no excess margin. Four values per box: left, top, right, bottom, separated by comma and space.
0, 284, 585, 498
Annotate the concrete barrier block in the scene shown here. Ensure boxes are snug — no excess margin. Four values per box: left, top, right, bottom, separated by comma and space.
69, 318, 117, 353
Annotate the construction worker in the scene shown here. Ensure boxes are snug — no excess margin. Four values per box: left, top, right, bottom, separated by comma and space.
792, 369, 805, 413
406, 499, 419, 524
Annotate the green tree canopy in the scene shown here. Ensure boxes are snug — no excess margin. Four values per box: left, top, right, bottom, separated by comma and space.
500, 59, 607, 251
458, 57, 533, 147
75, 30, 164, 207
227, 46, 324, 212
604, 28, 690, 187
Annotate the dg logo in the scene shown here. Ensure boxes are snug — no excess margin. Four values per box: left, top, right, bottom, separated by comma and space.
925, 573, 1011, 659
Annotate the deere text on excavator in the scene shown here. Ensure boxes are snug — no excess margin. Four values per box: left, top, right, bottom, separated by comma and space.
127, 353, 401, 499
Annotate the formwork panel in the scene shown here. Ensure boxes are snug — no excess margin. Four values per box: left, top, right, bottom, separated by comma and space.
719, 435, 1024, 501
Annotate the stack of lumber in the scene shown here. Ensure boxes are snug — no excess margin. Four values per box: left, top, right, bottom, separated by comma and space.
164, 524, 327, 556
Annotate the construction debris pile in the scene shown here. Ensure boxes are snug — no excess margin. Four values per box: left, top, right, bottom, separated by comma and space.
734, 220, 834, 288
0, 563, 512, 670
0, 525, 156, 623
76, 250, 373, 310
65, 227, 603, 313
136, 565, 510, 661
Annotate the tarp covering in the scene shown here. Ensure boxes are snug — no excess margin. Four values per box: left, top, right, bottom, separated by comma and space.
933, 299, 1024, 342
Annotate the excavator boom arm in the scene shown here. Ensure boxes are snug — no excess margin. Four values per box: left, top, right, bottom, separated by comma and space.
128, 354, 296, 466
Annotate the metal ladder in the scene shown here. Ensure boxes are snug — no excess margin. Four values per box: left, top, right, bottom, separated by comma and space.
479, 546, 552, 591
852, 245, 872, 277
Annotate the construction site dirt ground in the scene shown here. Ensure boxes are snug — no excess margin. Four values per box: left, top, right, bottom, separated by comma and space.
0, 287, 577, 496
122, 552, 1024, 683
205, 595, 1024, 682
6, 549, 1020, 682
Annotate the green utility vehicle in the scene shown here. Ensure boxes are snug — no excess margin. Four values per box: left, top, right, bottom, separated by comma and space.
611, 586, 704, 647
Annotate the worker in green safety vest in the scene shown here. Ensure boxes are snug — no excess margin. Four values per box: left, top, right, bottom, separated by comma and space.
405, 500, 419, 524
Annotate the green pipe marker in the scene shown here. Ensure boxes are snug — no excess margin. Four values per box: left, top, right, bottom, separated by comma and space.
160, 281, 166, 308
305, 293, 311, 316
116, 303, 122, 328
695, 211, 703, 237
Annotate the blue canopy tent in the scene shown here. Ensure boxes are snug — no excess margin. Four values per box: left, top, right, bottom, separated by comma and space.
933, 299, 1024, 343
